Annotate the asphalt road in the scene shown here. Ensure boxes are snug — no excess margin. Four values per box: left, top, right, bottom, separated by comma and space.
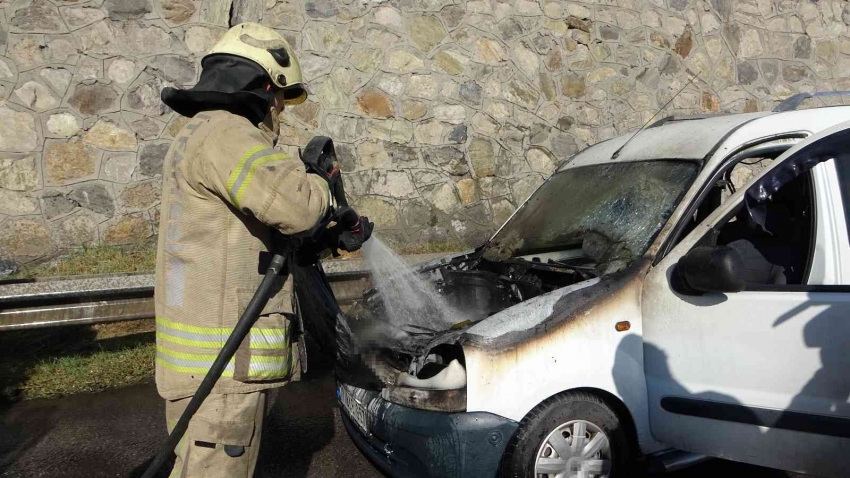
0, 369, 810, 478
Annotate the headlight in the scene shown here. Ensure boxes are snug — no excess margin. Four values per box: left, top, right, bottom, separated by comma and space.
397, 359, 466, 390
380, 344, 467, 412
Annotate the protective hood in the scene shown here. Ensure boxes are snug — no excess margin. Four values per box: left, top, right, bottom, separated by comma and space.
161, 55, 274, 125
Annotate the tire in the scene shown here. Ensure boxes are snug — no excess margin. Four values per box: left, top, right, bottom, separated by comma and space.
500, 391, 636, 478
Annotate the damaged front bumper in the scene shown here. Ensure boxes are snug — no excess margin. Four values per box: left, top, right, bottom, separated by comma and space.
338, 383, 518, 478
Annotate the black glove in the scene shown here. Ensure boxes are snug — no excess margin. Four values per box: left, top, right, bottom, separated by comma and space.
301, 136, 337, 182
337, 215, 373, 252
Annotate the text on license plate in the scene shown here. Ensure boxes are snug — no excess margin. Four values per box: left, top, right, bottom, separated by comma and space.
340, 386, 370, 433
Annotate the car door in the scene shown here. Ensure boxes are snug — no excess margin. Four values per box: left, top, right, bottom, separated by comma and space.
642, 123, 850, 478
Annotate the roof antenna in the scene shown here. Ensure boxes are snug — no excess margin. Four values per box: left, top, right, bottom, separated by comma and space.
612, 70, 702, 159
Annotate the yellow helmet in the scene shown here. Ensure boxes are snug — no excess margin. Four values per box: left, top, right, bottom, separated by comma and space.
205, 23, 307, 105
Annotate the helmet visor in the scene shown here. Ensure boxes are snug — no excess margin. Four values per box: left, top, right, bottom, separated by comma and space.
282, 84, 307, 105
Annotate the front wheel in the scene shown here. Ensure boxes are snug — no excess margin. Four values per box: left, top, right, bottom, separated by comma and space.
500, 391, 636, 478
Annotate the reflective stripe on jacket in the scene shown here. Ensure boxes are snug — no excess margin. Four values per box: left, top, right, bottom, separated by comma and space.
154, 110, 330, 400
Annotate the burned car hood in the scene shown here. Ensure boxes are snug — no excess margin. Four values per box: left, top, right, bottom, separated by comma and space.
423, 261, 648, 352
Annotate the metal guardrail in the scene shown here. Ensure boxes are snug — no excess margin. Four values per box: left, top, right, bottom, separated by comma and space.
0, 254, 450, 331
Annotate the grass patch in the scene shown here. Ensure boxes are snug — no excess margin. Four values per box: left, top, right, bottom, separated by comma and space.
21, 342, 155, 400
11, 245, 157, 280
0, 320, 156, 402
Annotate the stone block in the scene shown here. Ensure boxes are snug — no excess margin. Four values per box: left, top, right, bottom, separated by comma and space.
349, 47, 383, 73
409, 15, 447, 51
456, 178, 479, 205
101, 152, 137, 183
782, 62, 808, 83
45, 140, 100, 185
433, 105, 466, 124
433, 50, 468, 75
10, 0, 67, 34
130, 117, 163, 140
74, 21, 121, 57
357, 140, 391, 169
39, 67, 72, 94
230, 0, 262, 24
106, 58, 138, 85
306, 0, 337, 18
376, 75, 405, 97
50, 213, 98, 247
526, 147, 557, 174
9, 35, 46, 70
118, 181, 160, 211
369, 170, 417, 199
105, 0, 152, 20
468, 137, 495, 177
14, 80, 59, 111
386, 143, 418, 166
46, 112, 81, 138
263, 1, 305, 30
0, 188, 39, 216
201, 0, 233, 26
0, 155, 40, 191
103, 213, 152, 245
423, 146, 468, 176
407, 75, 440, 100
401, 100, 427, 120
291, 101, 321, 128
148, 55, 196, 84
69, 183, 115, 217
375, 6, 404, 30
421, 182, 461, 215
357, 88, 395, 118
84, 120, 138, 151
459, 80, 482, 105
354, 196, 398, 227
366, 120, 414, 144
303, 21, 349, 57
41, 190, 78, 219
448, 125, 468, 144
68, 83, 120, 116
115, 22, 186, 56
504, 79, 539, 110
0, 218, 53, 262
0, 105, 38, 152
185, 26, 225, 55
61, 6, 108, 30
127, 75, 173, 117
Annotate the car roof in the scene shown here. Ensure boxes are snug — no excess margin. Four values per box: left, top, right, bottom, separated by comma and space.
563, 106, 850, 170
565, 112, 769, 168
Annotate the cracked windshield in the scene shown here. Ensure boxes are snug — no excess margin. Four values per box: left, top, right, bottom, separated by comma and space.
483, 161, 700, 275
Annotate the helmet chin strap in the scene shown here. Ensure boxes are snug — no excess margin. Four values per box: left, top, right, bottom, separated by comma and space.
263, 104, 282, 142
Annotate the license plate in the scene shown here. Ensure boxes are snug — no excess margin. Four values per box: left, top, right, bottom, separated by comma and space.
339, 385, 370, 434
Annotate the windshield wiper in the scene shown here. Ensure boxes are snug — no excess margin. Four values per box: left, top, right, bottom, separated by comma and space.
546, 259, 596, 272
508, 257, 597, 278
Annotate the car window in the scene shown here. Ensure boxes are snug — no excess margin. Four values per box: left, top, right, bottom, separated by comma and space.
674, 155, 787, 250
709, 170, 815, 286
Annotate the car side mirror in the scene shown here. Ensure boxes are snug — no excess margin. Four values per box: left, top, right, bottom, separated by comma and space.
676, 246, 746, 294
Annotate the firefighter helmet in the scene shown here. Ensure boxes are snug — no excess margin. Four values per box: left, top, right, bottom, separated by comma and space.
205, 23, 306, 104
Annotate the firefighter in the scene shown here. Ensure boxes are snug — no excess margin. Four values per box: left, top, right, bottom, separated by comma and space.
155, 23, 372, 477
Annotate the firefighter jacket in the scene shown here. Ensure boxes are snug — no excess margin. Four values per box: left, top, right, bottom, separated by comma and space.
154, 110, 330, 400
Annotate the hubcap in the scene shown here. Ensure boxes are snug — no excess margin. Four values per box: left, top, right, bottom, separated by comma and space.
534, 420, 612, 478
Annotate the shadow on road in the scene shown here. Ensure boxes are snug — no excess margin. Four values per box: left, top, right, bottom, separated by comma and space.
256, 339, 337, 478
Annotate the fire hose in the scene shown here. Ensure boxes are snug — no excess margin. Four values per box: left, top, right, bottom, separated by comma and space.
141, 137, 362, 478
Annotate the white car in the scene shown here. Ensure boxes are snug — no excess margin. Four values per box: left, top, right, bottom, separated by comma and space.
334, 94, 850, 478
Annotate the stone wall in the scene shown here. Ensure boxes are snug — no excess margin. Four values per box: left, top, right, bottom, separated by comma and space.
1, 0, 850, 264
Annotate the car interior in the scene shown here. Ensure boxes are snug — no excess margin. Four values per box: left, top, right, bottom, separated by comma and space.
679, 154, 816, 287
